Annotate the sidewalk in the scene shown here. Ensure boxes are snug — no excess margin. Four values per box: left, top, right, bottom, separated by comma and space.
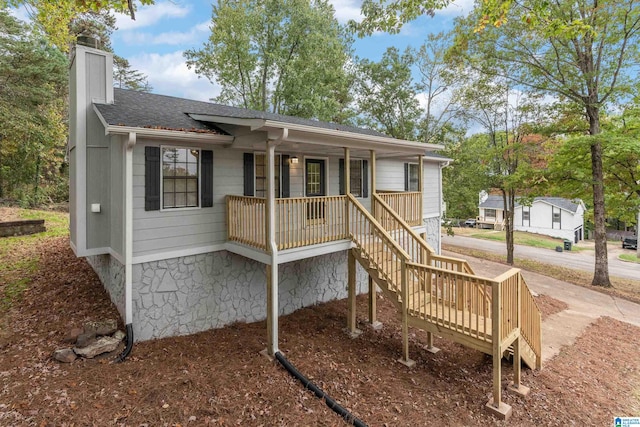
444, 250, 640, 363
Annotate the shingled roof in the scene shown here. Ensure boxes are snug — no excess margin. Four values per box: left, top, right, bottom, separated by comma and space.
479, 195, 582, 213
94, 88, 389, 138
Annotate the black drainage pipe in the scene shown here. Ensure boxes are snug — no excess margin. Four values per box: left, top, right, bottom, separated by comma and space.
274, 351, 368, 427
115, 323, 134, 363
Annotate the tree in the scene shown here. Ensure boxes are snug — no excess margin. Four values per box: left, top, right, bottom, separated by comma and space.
353, 47, 421, 140
354, 0, 451, 36
113, 55, 152, 92
454, 70, 546, 264
413, 32, 463, 145
452, 0, 640, 286
0, 9, 67, 203
184, 0, 354, 123
3, 0, 153, 50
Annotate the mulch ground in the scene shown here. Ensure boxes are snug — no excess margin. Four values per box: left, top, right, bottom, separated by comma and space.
1, 236, 638, 426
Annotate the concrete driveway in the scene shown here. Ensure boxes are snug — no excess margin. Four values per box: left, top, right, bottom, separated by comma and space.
442, 233, 640, 281
445, 250, 640, 363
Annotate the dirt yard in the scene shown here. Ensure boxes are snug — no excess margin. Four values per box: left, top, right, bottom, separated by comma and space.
1, 231, 639, 425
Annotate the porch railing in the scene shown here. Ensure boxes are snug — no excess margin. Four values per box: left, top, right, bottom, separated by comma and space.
226, 195, 267, 250
276, 196, 347, 250
377, 191, 422, 226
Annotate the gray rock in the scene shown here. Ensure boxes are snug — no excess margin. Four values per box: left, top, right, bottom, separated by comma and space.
113, 330, 126, 341
63, 327, 84, 344
75, 331, 96, 348
74, 336, 121, 359
53, 348, 77, 363
85, 319, 118, 336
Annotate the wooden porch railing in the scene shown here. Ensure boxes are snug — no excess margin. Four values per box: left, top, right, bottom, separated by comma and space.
276, 196, 347, 250
405, 262, 494, 342
226, 195, 266, 250
377, 191, 422, 226
519, 274, 542, 368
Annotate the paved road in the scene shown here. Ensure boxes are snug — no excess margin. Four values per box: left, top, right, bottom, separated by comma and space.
442, 233, 640, 281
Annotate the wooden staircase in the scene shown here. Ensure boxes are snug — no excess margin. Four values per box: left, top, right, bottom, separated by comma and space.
347, 194, 542, 418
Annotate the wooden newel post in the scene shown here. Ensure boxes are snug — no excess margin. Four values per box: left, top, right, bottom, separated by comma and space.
486, 279, 512, 419
398, 258, 415, 367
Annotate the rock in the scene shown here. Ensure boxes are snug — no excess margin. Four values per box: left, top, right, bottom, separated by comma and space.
53, 348, 77, 363
75, 331, 96, 348
113, 330, 126, 341
84, 319, 118, 337
63, 327, 84, 344
74, 336, 121, 359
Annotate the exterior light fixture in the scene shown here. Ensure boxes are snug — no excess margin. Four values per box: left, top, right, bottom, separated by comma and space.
290, 156, 299, 164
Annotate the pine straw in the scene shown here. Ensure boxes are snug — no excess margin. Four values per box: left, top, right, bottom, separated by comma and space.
0, 237, 638, 426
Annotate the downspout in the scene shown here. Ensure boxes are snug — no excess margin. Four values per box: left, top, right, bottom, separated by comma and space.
438, 160, 450, 255
116, 131, 136, 362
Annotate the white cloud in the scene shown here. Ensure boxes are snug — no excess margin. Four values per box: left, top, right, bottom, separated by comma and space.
328, 0, 363, 24
128, 51, 220, 102
8, 5, 31, 23
436, 0, 475, 17
115, 1, 191, 31
121, 21, 210, 46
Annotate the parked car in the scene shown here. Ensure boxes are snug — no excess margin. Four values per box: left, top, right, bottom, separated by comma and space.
464, 218, 477, 228
622, 236, 638, 250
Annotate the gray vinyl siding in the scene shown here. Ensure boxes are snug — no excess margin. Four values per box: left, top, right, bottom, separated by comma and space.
423, 162, 440, 217
376, 159, 405, 192
84, 53, 111, 250
110, 136, 124, 256
69, 146, 77, 247
132, 140, 243, 258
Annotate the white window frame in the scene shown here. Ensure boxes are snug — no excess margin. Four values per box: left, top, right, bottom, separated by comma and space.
160, 145, 202, 212
552, 207, 561, 229
522, 207, 530, 225
254, 152, 283, 199
350, 159, 364, 198
485, 208, 496, 220
407, 163, 420, 192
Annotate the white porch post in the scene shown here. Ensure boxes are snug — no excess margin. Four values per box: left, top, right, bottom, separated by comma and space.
266, 140, 279, 356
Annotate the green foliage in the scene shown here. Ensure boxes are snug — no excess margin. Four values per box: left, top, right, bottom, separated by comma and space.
185, 0, 354, 123
353, 47, 421, 140
3, 0, 154, 50
0, 10, 68, 203
114, 55, 152, 92
354, 0, 452, 36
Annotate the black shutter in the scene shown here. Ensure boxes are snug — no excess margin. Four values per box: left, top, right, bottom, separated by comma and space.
362, 160, 369, 198
281, 155, 290, 198
404, 163, 409, 191
339, 158, 345, 195
201, 150, 213, 207
145, 146, 160, 211
243, 153, 254, 196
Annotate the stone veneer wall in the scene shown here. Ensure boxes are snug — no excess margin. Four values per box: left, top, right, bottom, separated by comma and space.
130, 250, 368, 341
86, 254, 126, 318
423, 216, 441, 253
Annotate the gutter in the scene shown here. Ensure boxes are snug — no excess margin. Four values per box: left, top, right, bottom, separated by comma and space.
116, 131, 136, 362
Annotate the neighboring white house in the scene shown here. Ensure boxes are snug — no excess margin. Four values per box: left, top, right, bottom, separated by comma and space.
478, 194, 586, 242
69, 43, 448, 348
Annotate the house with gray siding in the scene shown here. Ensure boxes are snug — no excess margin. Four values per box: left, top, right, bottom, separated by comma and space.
69, 44, 448, 348
478, 194, 585, 242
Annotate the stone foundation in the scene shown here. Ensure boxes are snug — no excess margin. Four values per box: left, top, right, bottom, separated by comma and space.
89, 250, 368, 342
423, 216, 441, 253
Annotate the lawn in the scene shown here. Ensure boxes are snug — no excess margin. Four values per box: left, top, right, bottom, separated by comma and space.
1, 208, 639, 425
619, 253, 639, 263
459, 228, 588, 251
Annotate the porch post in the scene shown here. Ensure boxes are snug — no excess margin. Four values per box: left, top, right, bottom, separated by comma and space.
368, 149, 381, 329
265, 140, 279, 356
345, 148, 360, 337
418, 154, 424, 226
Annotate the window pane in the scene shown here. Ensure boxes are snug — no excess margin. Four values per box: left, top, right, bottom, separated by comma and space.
350, 160, 362, 197
163, 193, 175, 208
409, 164, 419, 191
162, 147, 201, 209
187, 178, 198, 192
254, 153, 281, 198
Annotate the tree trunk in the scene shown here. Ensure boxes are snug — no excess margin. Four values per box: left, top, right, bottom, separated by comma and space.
504, 191, 515, 265
587, 105, 611, 287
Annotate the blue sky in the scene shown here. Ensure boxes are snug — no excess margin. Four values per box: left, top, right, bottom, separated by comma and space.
109, 0, 473, 102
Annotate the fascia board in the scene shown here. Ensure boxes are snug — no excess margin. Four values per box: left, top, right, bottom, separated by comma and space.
105, 125, 234, 144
